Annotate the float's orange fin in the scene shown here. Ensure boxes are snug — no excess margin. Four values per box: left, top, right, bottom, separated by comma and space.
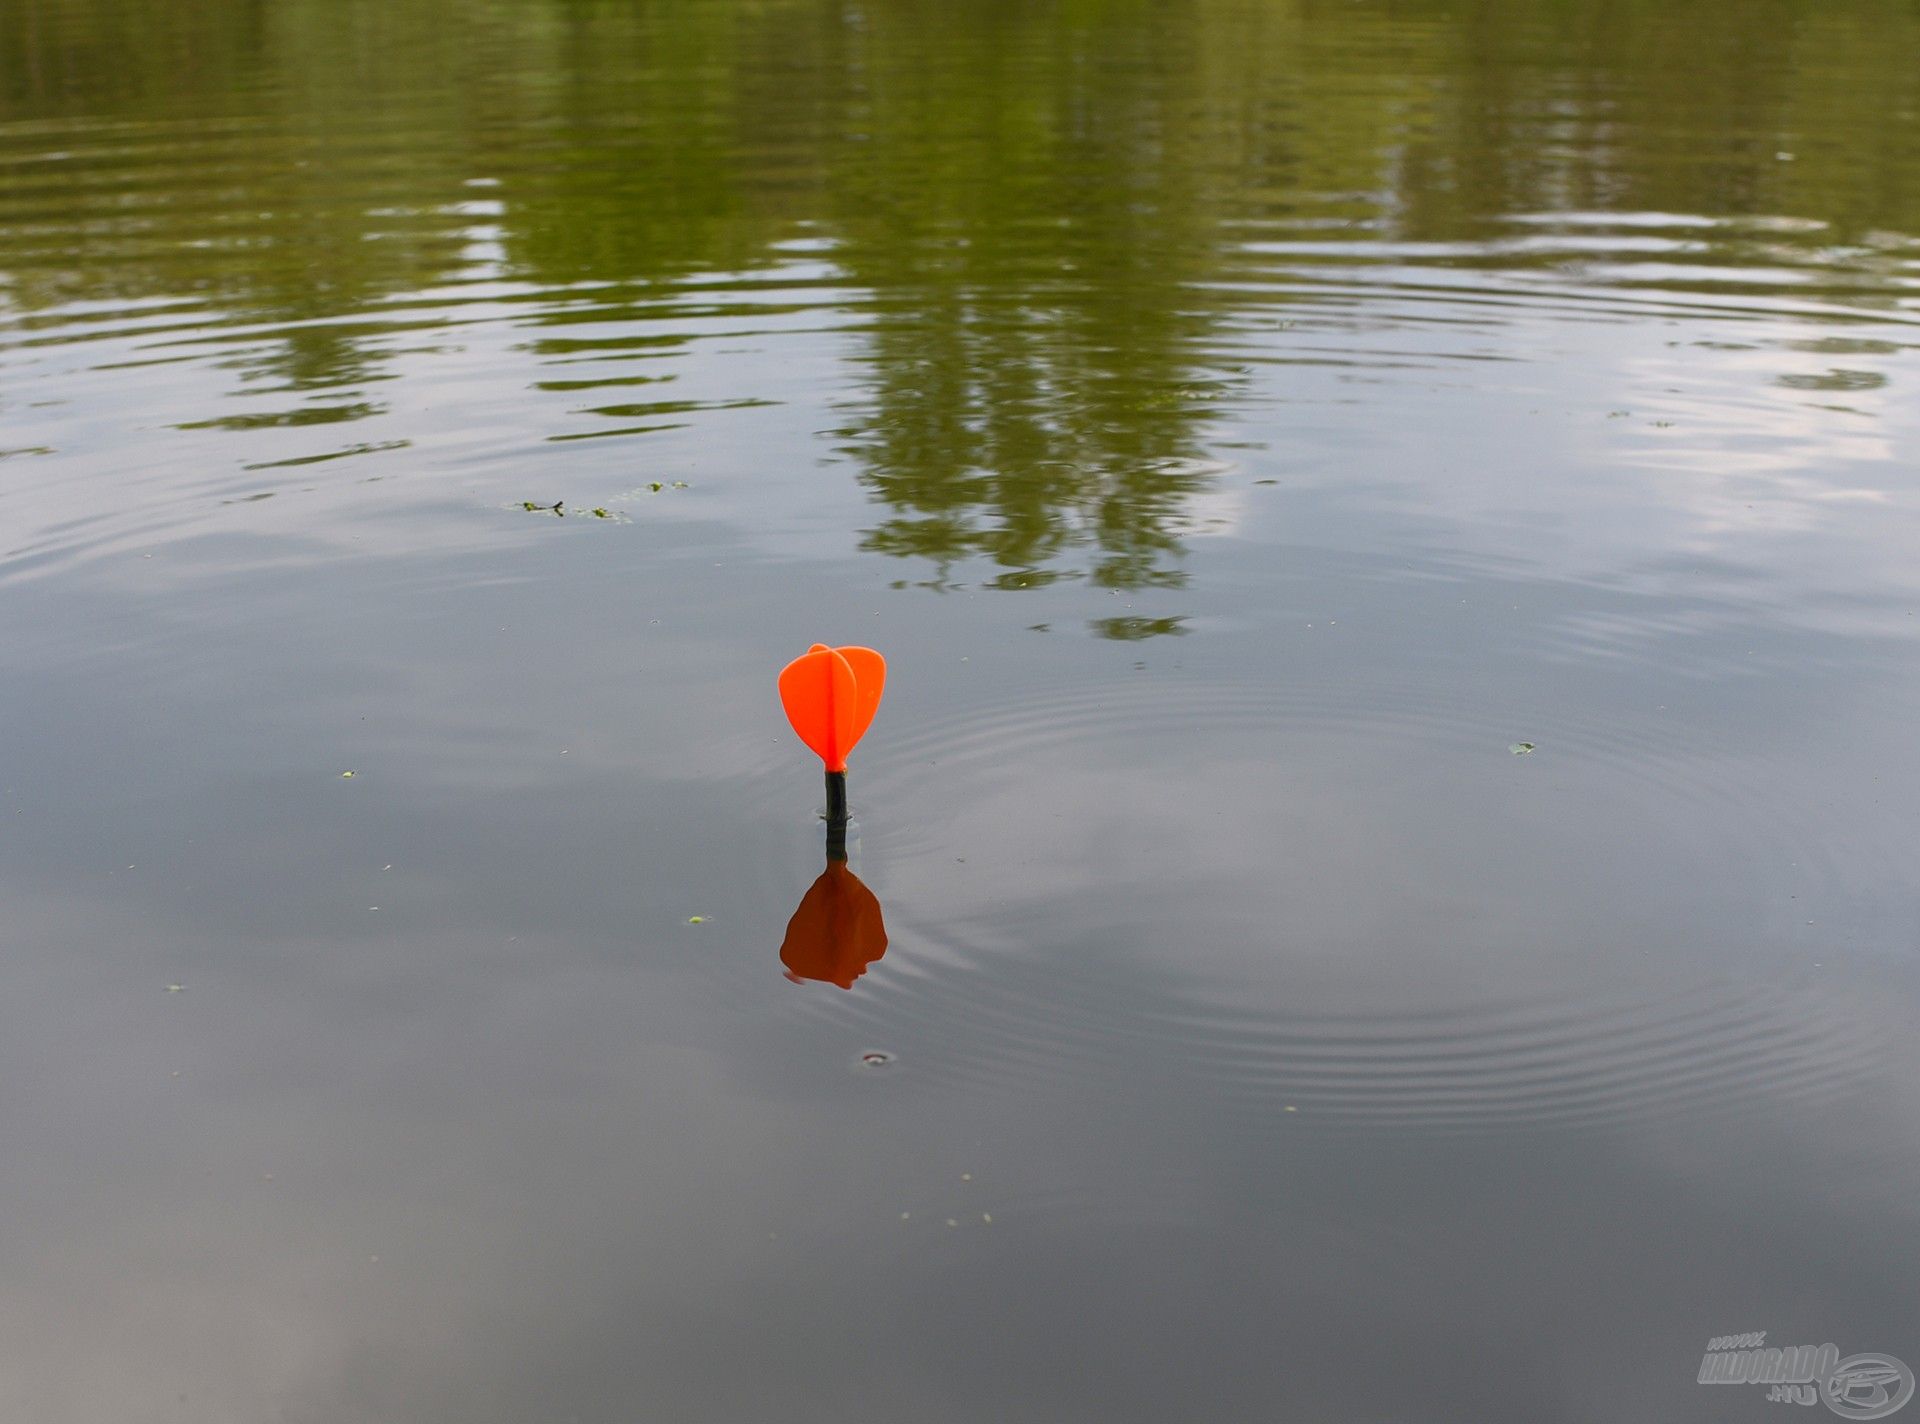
778, 644, 886, 772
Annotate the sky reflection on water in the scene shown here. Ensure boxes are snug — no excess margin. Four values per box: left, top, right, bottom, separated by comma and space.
2, 0, 1919, 1419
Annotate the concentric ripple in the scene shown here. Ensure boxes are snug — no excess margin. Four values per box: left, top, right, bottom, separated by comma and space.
774, 678, 1906, 1134
795, 948, 1889, 1134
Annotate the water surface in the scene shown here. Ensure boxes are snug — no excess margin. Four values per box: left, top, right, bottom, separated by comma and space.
3, 1, 1919, 1419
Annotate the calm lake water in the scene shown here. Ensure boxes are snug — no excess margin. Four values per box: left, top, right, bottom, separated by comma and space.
4, 1, 1919, 1419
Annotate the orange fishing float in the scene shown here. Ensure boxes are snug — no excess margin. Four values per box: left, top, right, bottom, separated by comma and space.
778, 643, 886, 838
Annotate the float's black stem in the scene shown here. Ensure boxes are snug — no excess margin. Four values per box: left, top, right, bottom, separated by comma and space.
824, 769, 849, 862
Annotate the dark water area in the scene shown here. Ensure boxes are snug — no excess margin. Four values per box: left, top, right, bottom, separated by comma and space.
3, 1, 1919, 1418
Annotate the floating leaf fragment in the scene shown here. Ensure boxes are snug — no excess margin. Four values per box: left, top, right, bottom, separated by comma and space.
1509, 742, 1536, 755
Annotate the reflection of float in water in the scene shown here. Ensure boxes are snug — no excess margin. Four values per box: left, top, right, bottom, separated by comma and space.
779, 859, 888, 989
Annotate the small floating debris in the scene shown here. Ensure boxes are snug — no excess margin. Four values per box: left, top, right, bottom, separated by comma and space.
687, 915, 707, 925
165, 984, 184, 993
858, 1050, 896, 1069
519, 499, 617, 518
1509, 742, 1536, 755
340, 770, 356, 778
